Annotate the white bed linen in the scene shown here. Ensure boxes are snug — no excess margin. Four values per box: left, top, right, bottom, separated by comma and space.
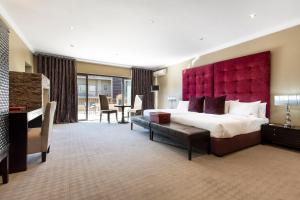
170, 112, 268, 138
143, 109, 187, 117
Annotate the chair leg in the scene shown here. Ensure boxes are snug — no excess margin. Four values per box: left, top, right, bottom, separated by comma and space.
42, 152, 47, 162
108, 113, 110, 123
0, 156, 9, 184
100, 112, 102, 122
47, 146, 50, 154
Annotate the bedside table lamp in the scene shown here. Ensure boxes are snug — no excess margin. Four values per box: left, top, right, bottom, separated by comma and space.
274, 95, 299, 128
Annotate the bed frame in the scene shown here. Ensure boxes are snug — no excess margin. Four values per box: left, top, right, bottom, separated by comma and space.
182, 51, 271, 156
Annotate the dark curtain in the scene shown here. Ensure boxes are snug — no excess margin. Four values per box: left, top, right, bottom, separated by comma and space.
37, 54, 78, 123
131, 68, 154, 110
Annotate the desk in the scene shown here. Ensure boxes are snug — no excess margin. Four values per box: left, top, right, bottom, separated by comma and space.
114, 105, 131, 124
9, 108, 43, 173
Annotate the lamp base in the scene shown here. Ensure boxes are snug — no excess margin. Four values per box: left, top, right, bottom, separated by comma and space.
284, 105, 292, 129
283, 124, 292, 129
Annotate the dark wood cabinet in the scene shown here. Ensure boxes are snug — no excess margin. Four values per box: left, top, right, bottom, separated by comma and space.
261, 124, 300, 149
0, 19, 9, 184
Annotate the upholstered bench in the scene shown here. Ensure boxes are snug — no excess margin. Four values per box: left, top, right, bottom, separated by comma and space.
150, 122, 210, 160
131, 116, 151, 136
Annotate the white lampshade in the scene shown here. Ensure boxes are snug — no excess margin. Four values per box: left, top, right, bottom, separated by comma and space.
274, 95, 299, 106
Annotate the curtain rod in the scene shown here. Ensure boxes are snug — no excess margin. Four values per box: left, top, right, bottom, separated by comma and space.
35, 52, 75, 60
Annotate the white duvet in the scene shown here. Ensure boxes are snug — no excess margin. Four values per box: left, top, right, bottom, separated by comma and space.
170, 112, 268, 138
143, 109, 187, 117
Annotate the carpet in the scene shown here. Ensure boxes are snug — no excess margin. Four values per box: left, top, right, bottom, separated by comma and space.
0, 122, 299, 200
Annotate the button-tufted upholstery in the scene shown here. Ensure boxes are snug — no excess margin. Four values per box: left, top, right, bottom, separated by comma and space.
182, 64, 214, 101
214, 51, 270, 117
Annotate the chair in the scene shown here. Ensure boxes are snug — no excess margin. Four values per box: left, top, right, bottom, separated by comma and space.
128, 95, 143, 118
99, 95, 118, 123
27, 101, 57, 162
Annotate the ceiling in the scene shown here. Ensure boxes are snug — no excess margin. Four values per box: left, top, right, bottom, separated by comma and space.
1, 0, 300, 68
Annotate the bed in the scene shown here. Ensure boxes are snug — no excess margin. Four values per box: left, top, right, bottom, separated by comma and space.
145, 51, 271, 156
170, 113, 268, 139
143, 108, 187, 117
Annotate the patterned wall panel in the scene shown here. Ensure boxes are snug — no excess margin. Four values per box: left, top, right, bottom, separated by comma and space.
0, 20, 9, 153
214, 51, 271, 117
182, 64, 214, 101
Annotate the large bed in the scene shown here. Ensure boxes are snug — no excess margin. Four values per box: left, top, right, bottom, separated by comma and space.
145, 51, 271, 156
144, 109, 268, 156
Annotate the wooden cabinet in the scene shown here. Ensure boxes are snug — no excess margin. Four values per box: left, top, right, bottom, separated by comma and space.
261, 124, 300, 149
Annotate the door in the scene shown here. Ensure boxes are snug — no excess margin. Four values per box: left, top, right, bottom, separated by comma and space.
77, 74, 131, 121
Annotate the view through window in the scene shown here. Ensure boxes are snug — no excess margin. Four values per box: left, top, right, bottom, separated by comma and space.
77, 74, 131, 121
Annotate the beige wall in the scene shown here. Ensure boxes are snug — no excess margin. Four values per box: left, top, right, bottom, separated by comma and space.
76, 61, 131, 78
0, 16, 34, 72
158, 25, 300, 126
9, 28, 34, 72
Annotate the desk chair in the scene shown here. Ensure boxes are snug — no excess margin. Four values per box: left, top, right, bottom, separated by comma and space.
27, 101, 57, 162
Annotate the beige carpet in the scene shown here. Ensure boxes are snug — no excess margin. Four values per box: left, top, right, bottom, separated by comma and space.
1, 122, 300, 200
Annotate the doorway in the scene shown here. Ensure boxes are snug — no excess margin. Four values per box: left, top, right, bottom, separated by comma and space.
77, 74, 131, 121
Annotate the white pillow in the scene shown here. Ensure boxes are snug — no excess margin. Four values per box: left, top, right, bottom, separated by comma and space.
224, 100, 239, 114
229, 101, 260, 117
176, 101, 189, 111
258, 103, 267, 118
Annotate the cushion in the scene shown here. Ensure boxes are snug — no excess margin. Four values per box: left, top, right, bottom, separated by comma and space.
188, 96, 205, 112
177, 101, 189, 111
224, 100, 239, 114
229, 101, 260, 117
204, 96, 226, 114
258, 102, 267, 118
27, 128, 42, 154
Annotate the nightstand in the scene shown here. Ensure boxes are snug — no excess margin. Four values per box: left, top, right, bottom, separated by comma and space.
261, 124, 300, 149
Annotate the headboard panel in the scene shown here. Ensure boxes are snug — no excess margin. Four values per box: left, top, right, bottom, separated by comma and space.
214, 51, 271, 117
182, 64, 214, 101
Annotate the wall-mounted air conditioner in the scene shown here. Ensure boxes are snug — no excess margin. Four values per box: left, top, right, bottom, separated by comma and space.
153, 68, 167, 77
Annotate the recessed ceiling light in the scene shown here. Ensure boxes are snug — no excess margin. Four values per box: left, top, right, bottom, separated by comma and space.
70, 44, 75, 48
70, 26, 74, 31
250, 13, 256, 19
199, 37, 205, 41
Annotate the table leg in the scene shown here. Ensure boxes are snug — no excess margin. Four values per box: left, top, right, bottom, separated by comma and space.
121, 107, 125, 122
188, 141, 192, 161
118, 106, 129, 124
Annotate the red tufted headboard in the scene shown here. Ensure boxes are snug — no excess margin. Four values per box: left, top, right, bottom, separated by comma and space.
214, 51, 271, 117
182, 64, 214, 101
